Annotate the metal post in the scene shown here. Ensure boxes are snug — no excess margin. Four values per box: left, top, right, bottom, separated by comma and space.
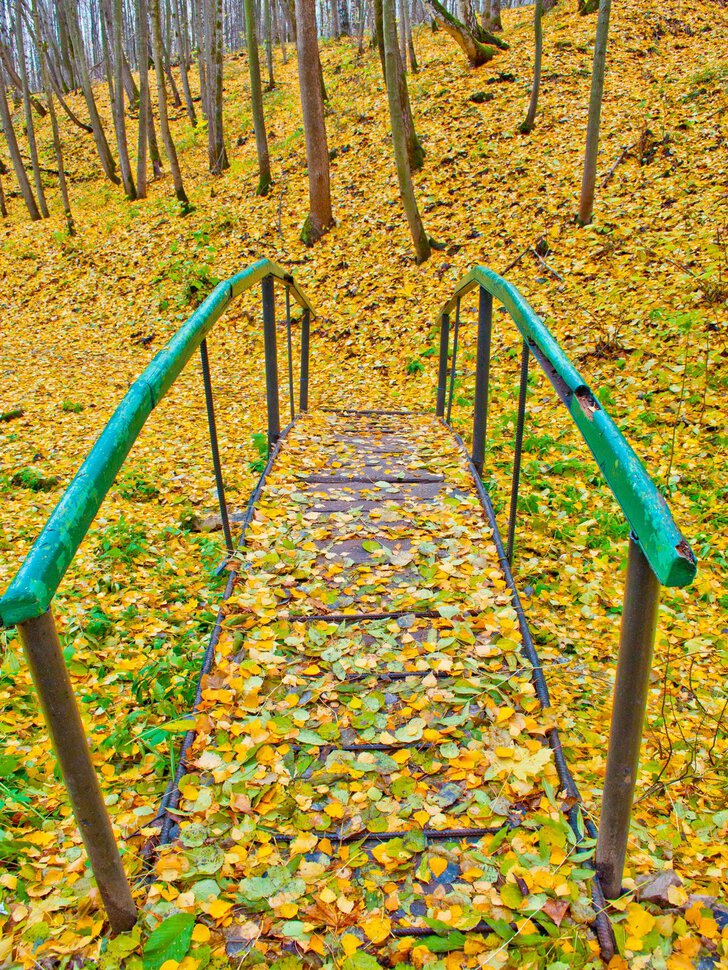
285, 288, 295, 422
506, 339, 529, 563
446, 298, 461, 425
200, 339, 234, 554
262, 275, 280, 448
300, 308, 310, 412
436, 312, 450, 417
471, 287, 493, 475
17, 611, 137, 933
596, 535, 661, 898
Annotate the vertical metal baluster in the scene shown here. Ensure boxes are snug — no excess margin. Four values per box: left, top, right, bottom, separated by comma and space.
472, 286, 493, 475
446, 297, 461, 425
17, 610, 137, 933
506, 339, 530, 564
262, 275, 280, 449
596, 536, 661, 898
200, 338, 233, 554
436, 311, 450, 418
285, 288, 295, 422
300, 308, 310, 412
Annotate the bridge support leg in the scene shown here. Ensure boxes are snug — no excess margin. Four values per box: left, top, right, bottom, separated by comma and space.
262, 275, 280, 448
300, 308, 310, 412
436, 311, 449, 418
16, 610, 137, 933
472, 287, 493, 476
200, 338, 234, 554
596, 535, 660, 898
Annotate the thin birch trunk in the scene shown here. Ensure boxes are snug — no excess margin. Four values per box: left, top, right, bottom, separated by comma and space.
110, 0, 137, 197
264, 0, 274, 89
244, 0, 272, 194
519, 0, 541, 133
383, 0, 429, 261
150, 0, 190, 206
578, 0, 611, 225
0, 66, 41, 219
63, 0, 120, 184
34, 4, 74, 231
15, 1, 49, 216
136, 0, 150, 195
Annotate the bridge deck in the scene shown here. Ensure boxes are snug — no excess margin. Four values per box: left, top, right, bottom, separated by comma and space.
151, 410, 608, 965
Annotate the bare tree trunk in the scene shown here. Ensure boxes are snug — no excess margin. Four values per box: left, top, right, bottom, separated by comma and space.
295, 0, 333, 243
33, 3, 74, 232
519, 0, 541, 133
339, 0, 350, 34
163, 0, 183, 108
0, 167, 7, 217
203, 0, 228, 172
356, 0, 366, 54
15, 2, 49, 217
0, 42, 46, 116
578, 0, 611, 225
63, 0, 120, 184
173, 0, 198, 124
274, 0, 286, 63
264, 0, 275, 89
0, 66, 41, 219
150, 0, 190, 207
137, 0, 150, 195
374, 0, 423, 169
330, 0, 340, 37
383, 0, 429, 261
244, 0, 272, 194
404, 0, 417, 71
108, 0, 137, 198
424, 0, 506, 66
398, 0, 407, 66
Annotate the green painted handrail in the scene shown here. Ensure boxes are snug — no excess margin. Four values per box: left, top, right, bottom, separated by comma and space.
441, 265, 696, 588
0, 260, 314, 628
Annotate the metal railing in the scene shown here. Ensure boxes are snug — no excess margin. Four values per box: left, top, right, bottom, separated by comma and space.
0, 259, 314, 931
436, 265, 696, 899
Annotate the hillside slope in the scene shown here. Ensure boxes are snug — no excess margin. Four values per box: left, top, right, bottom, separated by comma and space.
0, 0, 726, 965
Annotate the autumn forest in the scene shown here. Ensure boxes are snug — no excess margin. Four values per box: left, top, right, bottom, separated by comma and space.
0, 0, 726, 967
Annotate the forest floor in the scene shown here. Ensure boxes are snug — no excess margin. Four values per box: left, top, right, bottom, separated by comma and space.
0, 0, 726, 966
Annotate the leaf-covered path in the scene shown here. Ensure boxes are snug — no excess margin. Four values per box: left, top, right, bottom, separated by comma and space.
149, 410, 610, 966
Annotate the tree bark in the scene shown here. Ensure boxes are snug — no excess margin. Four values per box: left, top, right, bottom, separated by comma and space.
173, 0, 198, 124
0, 168, 7, 218
578, 0, 611, 225
0, 66, 41, 220
33, 0, 74, 233
404, 0, 418, 72
339, 0, 350, 34
0, 42, 46, 116
295, 0, 333, 243
423, 0, 506, 67
137, 0, 150, 195
150, 0, 190, 207
109, 0, 137, 198
519, 0, 542, 133
15, 2, 49, 217
374, 0, 423, 169
264, 0, 275, 89
244, 0, 272, 194
63, 0, 120, 184
383, 0, 429, 261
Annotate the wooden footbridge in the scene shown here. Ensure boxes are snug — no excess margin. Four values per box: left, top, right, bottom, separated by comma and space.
0, 262, 696, 965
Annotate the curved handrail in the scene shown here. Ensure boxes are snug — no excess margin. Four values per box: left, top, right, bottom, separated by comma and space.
440, 265, 696, 588
0, 259, 314, 627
